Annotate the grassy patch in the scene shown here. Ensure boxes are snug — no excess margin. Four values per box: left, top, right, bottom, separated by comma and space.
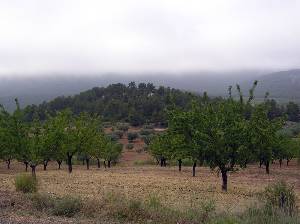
29, 193, 82, 217
15, 174, 38, 193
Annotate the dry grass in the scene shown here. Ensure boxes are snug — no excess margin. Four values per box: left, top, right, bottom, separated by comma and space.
1, 160, 299, 214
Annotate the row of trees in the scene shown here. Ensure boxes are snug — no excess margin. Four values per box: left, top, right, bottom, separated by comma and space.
0, 100, 122, 177
150, 83, 300, 191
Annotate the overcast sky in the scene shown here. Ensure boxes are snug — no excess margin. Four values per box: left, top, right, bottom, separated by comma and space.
0, 0, 300, 76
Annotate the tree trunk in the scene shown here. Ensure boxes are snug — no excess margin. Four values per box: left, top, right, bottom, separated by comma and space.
97, 158, 100, 168
287, 159, 290, 166
265, 160, 270, 174
82, 159, 85, 165
30, 165, 36, 178
6, 159, 11, 169
67, 153, 73, 173
160, 158, 163, 167
104, 161, 107, 168
279, 159, 282, 168
108, 160, 111, 168
163, 158, 167, 167
259, 159, 263, 168
24, 161, 28, 172
43, 160, 48, 171
57, 160, 62, 169
192, 162, 196, 177
221, 169, 228, 191
178, 159, 182, 172
86, 158, 90, 170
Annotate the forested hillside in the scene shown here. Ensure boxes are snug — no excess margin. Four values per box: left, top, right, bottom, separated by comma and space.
22, 82, 209, 125
244, 69, 300, 101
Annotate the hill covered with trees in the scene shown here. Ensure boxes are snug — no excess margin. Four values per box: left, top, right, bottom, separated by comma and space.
21, 81, 300, 126
22, 82, 211, 126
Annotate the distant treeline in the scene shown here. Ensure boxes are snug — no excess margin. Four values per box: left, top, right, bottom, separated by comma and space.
22, 82, 299, 125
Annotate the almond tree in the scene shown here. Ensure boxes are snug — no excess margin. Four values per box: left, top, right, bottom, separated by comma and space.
43, 112, 68, 169
27, 119, 44, 177
102, 141, 122, 168
0, 105, 15, 169
90, 132, 109, 168
249, 104, 283, 174
63, 112, 100, 173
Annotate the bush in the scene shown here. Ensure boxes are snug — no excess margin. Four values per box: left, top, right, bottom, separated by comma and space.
116, 123, 129, 132
107, 133, 119, 141
127, 132, 138, 142
140, 129, 154, 136
29, 193, 55, 211
29, 193, 82, 217
126, 143, 134, 150
52, 195, 82, 217
143, 124, 155, 129
114, 130, 124, 139
15, 174, 37, 193
263, 180, 297, 215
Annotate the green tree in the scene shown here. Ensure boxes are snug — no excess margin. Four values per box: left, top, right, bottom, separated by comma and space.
11, 99, 30, 171
90, 133, 109, 168
102, 141, 122, 168
63, 112, 100, 173
286, 102, 300, 122
27, 119, 44, 177
249, 104, 283, 174
0, 105, 15, 169
43, 111, 68, 169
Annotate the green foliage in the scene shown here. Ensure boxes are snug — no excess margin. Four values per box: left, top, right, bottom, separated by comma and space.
15, 174, 38, 193
102, 141, 122, 163
143, 124, 155, 129
151, 82, 285, 190
278, 122, 300, 137
0, 105, 16, 165
29, 193, 82, 217
29, 193, 55, 211
116, 123, 129, 132
139, 128, 154, 136
126, 143, 134, 150
22, 83, 202, 125
140, 134, 155, 145
263, 180, 297, 215
127, 132, 138, 142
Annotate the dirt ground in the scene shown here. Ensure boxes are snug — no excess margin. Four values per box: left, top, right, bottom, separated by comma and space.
0, 159, 299, 215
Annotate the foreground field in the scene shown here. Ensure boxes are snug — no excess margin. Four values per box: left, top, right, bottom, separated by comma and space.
1, 161, 299, 212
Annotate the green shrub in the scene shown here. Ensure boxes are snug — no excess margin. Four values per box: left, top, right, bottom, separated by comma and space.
143, 124, 154, 129
107, 133, 119, 141
127, 132, 138, 142
52, 195, 82, 217
263, 180, 297, 215
15, 174, 37, 193
141, 134, 154, 145
114, 130, 124, 139
117, 123, 129, 132
140, 129, 154, 136
126, 143, 134, 150
28, 193, 55, 211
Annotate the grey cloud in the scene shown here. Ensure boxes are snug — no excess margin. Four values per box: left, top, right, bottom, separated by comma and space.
0, 0, 299, 76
